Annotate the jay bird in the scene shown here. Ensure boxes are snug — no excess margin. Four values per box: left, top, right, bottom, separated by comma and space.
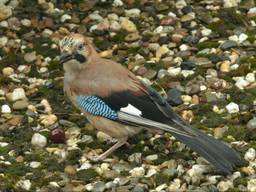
59, 33, 245, 174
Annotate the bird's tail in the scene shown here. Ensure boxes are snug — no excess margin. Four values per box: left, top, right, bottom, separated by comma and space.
171, 122, 246, 174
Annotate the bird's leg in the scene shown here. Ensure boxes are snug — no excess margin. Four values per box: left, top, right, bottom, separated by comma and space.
89, 137, 128, 161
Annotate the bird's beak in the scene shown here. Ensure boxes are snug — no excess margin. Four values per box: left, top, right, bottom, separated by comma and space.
59, 52, 74, 64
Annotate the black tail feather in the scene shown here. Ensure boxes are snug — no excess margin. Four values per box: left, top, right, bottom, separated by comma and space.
172, 127, 245, 174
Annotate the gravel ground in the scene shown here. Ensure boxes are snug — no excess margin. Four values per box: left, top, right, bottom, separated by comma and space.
0, 0, 256, 191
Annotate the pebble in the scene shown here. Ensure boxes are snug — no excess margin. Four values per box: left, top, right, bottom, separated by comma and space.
110, 21, 121, 31
167, 67, 181, 76
247, 117, 256, 130
1, 104, 11, 113
220, 40, 238, 50
24, 51, 37, 63
187, 164, 209, 177
180, 61, 196, 70
244, 148, 256, 162
125, 9, 141, 18
179, 44, 189, 51
168, 178, 181, 191
156, 45, 169, 58
167, 88, 182, 106
64, 165, 77, 176
248, 179, 256, 192
175, 0, 187, 9
201, 28, 212, 37
0, 36, 8, 47
92, 181, 106, 192
125, 33, 141, 42
214, 126, 228, 139
112, 0, 123, 7
31, 133, 47, 148
0, 5, 12, 21
181, 95, 192, 104
120, 17, 137, 33
145, 154, 158, 161
30, 161, 41, 168
245, 73, 255, 83
217, 180, 233, 192
12, 100, 29, 110
225, 102, 239, 114
39, 114, 57, 126
234, 77, 250, 89
181, 70, 194, 78
15, 179, 31, 191
2, 67, 14, 76
248, 7, 256, 17
21, 19, 31, 27
60, 14, 71, 22
143, 69, 157, 80
129, 167, 145, 177
220, 61, 230, 72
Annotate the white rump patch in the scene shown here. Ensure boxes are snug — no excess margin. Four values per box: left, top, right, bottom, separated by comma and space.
120, 104, 142, 116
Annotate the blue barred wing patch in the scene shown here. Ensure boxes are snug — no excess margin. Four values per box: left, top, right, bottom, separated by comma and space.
76, 96, 118, 120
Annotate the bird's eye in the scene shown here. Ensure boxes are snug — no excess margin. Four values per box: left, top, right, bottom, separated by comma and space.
78, 43, 84, 51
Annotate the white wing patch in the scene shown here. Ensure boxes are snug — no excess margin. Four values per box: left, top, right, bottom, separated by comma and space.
120, 104, 142, 116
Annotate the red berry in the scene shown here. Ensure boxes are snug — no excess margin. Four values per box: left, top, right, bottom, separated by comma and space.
49, 128, 66, 143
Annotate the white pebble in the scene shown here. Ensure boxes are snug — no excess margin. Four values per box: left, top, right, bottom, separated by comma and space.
16, 179, 31, 191
78, 162, 92, 170
7, 88, 26, 101
175, 0, 187, 9
244, 148, 256, 162
42, 29, 53, 37
167, 67, 181, 76
201, 28, 212, 37
145, 167, 157, 177
112, 0, 123, 7
21, 19, 31, 27
238, 33, 248, 43
125, 9, 141, 18
30, 161, 41, 168
0, 36, 8, 47
89, 12, 103, 21
168, 178, 181, 191
226, 102, 239, 114
0, 20, 8, 28
31, 133, 47, 148
248, 178, 256, 192
248, 7, 256, 15
217, 180, 233, 192
145, 154, 158, 161
245, 73, 255, 83
154, 26, 163, 34
179, 44, 189, 51
129, 167, 145, 177
187, 164, 209, 177
60, 14, 71, 22
224, 0, 240, 8
1, 104, 11, 113
235, 77, 250, 89
181, 70, 194, 78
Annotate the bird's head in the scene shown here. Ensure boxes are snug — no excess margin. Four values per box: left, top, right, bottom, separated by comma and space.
59, 33, 96, 66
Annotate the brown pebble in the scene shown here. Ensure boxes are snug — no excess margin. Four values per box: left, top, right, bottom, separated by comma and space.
64, 165, 77, 176
16, 156, 24, 163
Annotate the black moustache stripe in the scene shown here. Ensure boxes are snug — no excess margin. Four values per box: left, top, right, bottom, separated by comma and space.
74, 53, 87, 63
